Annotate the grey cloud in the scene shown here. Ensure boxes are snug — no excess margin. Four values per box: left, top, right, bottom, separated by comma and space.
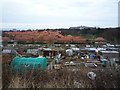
1, 0, 119, 28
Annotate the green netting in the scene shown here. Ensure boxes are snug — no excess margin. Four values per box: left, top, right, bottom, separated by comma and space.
10, 56, 47, 72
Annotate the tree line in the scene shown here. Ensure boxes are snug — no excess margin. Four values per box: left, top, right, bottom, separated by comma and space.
53, 27, 120, 44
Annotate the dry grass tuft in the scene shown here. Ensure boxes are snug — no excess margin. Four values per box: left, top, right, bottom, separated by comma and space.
2, 63, 120, 88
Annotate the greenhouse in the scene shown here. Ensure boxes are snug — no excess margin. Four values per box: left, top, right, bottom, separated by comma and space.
10, 56, 47, 72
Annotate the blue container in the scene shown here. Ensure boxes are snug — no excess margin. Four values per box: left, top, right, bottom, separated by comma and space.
101, 59, 107, 66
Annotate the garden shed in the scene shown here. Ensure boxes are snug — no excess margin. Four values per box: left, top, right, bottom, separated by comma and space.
66, 49, 73, 56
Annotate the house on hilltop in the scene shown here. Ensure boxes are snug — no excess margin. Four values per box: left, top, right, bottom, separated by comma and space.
94, 37, 106, 44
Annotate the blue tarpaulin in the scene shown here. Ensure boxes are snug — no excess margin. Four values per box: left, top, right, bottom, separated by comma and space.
89, 54, 96, 59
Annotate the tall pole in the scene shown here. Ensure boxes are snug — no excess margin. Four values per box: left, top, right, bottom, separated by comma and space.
118, 1, 120, 27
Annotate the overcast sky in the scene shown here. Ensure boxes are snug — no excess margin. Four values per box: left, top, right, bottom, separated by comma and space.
1, 0, 119, 29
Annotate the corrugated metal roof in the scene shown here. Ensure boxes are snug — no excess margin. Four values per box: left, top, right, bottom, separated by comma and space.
100, 51, 119, 53
27, 49, 38, 54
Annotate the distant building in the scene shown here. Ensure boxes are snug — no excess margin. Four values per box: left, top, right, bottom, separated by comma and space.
4, 30, 87, 44
94, 37, 106, 44
2, 37, 10, 42
73, 38, 87, 43
69, 26, 95, 29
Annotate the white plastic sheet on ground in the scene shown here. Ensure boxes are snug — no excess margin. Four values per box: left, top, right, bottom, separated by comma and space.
87, 72, 96, 80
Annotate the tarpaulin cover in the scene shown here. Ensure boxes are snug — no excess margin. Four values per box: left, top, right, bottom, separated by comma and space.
10, 56, 47, 72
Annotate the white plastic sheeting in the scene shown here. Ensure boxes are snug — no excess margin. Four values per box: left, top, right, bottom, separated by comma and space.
2, 49, 16, 54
